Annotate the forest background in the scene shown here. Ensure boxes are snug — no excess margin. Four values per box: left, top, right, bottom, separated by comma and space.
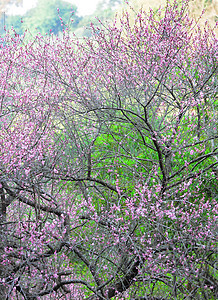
0, 0, 218, 37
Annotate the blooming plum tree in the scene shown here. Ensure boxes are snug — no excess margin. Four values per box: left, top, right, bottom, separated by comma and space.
0, 1, 217, 299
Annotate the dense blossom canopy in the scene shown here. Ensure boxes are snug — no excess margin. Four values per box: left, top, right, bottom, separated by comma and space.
0, 1, 217, 299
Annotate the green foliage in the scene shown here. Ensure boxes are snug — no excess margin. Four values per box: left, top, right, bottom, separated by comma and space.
2, 14, 23, 35
23, 0, 80, 35
2, 0, 122, 37
92, 123, 156, 192
2, 0, 81, 36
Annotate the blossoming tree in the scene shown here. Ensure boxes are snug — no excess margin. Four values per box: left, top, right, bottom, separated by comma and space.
0, 1, 217, 299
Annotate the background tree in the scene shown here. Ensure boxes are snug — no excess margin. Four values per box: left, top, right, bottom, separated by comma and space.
1, 0, 81, 36
2, 13, 23, 34
23, 0, 80, 35
2, 0, 120, 37
0, 1, 217, 299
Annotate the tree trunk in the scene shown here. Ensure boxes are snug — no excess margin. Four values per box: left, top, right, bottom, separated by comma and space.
0, 187, 7, 300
